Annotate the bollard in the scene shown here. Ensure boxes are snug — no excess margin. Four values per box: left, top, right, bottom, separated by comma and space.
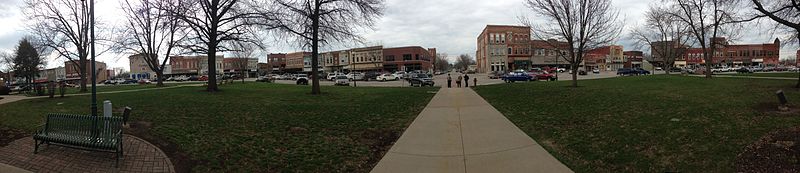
103, 100, 113, 117
776, 90, 789, 111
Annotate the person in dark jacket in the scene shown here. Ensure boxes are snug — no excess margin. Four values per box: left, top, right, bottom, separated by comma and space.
463, 74, 470, 87
447, 74, 452, 88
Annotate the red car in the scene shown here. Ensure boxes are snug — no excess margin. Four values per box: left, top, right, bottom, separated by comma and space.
527, 71, 558, 81
199, 76, 209, 81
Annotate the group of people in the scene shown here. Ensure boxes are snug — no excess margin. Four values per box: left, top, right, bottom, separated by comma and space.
447, 73, 475, 88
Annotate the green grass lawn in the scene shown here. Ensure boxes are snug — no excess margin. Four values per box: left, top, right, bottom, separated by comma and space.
0, 83, 438, 172
474, 75, 800, 172
724, 72, 800, 78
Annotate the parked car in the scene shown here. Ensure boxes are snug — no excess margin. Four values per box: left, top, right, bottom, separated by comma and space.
655, 67, 663, 71
121, 79, 138, 84
393, 71, 407, 79
296, 74, 309, 85
409, 73, 435, 87
669, 67, 683, 73
347, 72, 365, 81
488, 71, 503, 79
592, 68, 600, 74
256, 75, 273, 82
376, 73, 398, 81
138, 79, 152, 84
103, 80, 118, 85
326, 73, 339, 81
364, 72, 380, 81
736, 67, 753, 73
617, 68, 634, 76
334, 75, 350, 86
632, 68, 651, 75
528, 71, 558, 81
501, 72, 533, 83
198, 76, 209, 81
578, 70, 588, 75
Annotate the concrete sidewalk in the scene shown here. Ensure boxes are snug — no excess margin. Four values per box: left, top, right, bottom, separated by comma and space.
371, 88, 572, 173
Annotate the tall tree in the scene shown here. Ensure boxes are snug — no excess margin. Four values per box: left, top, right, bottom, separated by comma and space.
272, 0, 385, 95
25, 0, 102, 92
117, 0, 187, 87
434, 53, 449, 72
671, 0, 742, 78
521, 0, 623, 87
162, 0, 273, 92
12, 38, 45, 85
229, 41, 258, 83
747, 0, 800, 87
630, 4, 691, 74
0, 52, 12, 81
454, 54, 475, 72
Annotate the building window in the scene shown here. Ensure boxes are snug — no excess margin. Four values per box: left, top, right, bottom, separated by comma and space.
508, 48, 512, 55
403, 54, 412, 61
385, 55, 395, 61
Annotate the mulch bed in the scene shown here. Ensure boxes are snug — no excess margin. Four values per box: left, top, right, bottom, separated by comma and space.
0, 126, 28, 147
736, 126, 800, 172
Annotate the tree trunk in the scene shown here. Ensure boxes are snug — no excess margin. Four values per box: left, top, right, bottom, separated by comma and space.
207, 45, 218, 92
156, 71, 165, 87
571, 65, 578, 87
80, 69, 88, 92
310, 4, 321, 95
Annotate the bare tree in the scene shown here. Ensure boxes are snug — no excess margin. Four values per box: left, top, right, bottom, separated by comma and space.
0, 51, 13, 81
117, 0, 187, 87
630, 4, 691, 74
454, 54, 475, 72
521, 0, 623, 87
434, 53, 449, 73
229, 41, 258, 83
671, 0, 742, 78
24, 0, 101, 92
272, 0, 385, 95
746, 0, 800, 87
162, 0, 274, 92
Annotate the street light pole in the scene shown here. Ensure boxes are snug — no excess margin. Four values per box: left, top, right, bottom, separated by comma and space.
89, 0, 97, 117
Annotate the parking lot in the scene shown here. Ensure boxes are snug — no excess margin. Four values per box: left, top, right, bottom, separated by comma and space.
271, 71, 665, 87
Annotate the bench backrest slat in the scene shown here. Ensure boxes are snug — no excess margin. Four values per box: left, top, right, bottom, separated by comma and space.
44, 113, 123, 140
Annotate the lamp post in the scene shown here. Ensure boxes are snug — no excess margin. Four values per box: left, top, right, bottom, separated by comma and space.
88, 0, 97, 117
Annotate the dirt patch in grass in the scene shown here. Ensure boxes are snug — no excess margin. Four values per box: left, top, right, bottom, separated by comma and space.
0, 126, 27, 147
359, 128, 401, 171
125, 121, 202, 173
736, 126, 800, 172
753, 102, 800, 116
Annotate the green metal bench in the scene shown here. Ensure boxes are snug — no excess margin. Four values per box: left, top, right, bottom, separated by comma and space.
33, 113, 124, 167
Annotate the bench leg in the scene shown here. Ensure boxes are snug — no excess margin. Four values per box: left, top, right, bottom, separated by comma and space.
33, 140, 39, 154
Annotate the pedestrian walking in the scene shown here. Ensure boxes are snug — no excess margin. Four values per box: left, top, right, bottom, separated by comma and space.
447, 74, 452, 88
456, 75, 462, 88
463, 74, 470, 87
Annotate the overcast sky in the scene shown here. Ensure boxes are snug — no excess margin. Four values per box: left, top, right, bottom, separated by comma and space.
0, 0, 796, 70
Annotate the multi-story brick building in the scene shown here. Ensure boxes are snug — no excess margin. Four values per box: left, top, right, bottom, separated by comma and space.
223, 57, 259, 77
530, 39, 570, 68
286, 52, 320, 73
129, 53, 157, 80
664, 37, 780, 68
623, 51, 644, 68
65, 60, 109, 84
267, 53, 286, 72
322, 51, 344, 73
349, 46, 383, 72
476, 25, 532, 73
382, 46, 435, 72
585, 45, 624, 71
169, 55, 224, 76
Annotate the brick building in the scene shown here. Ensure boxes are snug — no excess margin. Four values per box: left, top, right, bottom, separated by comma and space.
65, 60, 109, 84
673, 37, 780, 68
223, 57, 259, 77
322, 51, 344, 73
476, 25, 533, 73
169, 55, 224, 76
530, 39, 571, 68
349, 46, 383, 72
382, 46, 435, 72
285, 52, 314, 73
585, 45, 624, 71
129, 53, 157, 80
267, 53, 286, 72
623, 51, 644, 68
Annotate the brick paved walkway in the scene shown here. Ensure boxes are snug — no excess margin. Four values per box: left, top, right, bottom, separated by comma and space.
0, 135, 175, 173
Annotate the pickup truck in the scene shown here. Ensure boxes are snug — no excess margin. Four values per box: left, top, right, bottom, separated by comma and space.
528, 71, 558, 81
501, 72, 533, 83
